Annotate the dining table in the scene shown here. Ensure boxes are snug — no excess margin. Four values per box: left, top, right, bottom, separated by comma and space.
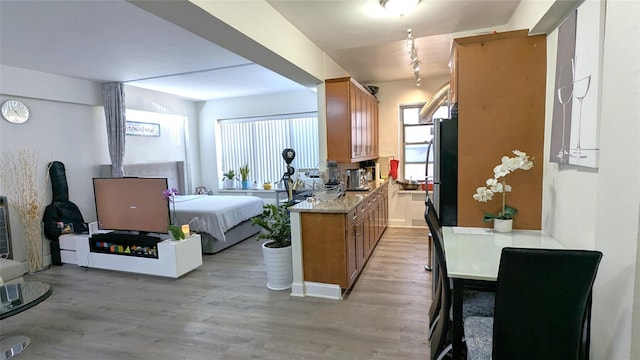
443, 226, 565, 360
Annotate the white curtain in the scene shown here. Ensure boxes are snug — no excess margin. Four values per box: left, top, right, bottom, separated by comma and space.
102, 82, 126, 177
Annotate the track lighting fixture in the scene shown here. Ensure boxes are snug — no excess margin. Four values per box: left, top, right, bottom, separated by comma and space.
407, 29, 421, 86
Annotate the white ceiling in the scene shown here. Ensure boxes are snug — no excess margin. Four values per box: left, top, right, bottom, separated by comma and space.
0, 0, 521, 101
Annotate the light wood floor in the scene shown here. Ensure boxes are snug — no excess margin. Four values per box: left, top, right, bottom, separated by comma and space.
2, 227, 432, 360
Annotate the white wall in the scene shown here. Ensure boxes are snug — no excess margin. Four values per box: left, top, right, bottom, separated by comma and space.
197, 89, 318, 190
509, 0, 640, 358
0, 66, 104, 265
124, 85, 201, 193
588, 1, 640, 358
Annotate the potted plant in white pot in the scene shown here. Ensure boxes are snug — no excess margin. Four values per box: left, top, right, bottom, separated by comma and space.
251, 203, 292, 290
239, 163, 250, 190
472, 149, 534, 232
222, 169, 237, 189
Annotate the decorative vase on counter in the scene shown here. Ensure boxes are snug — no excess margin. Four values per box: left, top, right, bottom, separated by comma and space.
494, 219, 513, 233
242, 180, 250, 190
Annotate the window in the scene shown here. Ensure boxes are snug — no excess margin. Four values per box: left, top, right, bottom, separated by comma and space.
219, 112, 319, 185
401, 104, 448, 182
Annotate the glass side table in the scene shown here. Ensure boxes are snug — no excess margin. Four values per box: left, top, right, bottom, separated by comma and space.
1, 281, 52, 360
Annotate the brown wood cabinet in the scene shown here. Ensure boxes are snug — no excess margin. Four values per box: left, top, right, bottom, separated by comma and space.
451, 30, 546, 230
326, 77, 379, 163
301, 182, 389, 289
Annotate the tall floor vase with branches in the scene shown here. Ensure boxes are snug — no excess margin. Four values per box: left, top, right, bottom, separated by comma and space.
0, 149, 48, 272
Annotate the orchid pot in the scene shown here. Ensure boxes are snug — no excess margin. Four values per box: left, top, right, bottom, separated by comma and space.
493, 219, 513, 233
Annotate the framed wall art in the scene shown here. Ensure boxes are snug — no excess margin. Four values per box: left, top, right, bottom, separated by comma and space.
549, 0, 604, 168
125, 121, 160, 137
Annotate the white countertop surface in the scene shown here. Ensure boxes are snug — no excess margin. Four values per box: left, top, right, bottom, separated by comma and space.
443, 226, 565, 281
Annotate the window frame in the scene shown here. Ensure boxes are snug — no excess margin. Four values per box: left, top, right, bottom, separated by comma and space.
400, 103, 428, 182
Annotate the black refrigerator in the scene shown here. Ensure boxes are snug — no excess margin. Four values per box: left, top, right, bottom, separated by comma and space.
426, 118, 458, 226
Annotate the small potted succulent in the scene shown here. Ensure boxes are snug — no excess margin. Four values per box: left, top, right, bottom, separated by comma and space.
239, 164, 250, 190
222, 169, 237, 189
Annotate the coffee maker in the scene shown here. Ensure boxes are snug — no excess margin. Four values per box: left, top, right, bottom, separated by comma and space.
325, 160, 341, 187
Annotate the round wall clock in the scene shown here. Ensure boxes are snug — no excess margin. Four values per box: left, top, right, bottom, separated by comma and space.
1, 100, 30, 124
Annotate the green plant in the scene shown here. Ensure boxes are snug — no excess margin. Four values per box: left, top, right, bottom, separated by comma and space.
472, 150, 534, 221
251, 204, 291, 248
162, 188, 185, 240
239, 163, 250, 181
223, 169, 236, 181
168, 224, 185, 240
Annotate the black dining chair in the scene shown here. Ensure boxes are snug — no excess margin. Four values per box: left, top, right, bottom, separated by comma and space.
425, 198, 495, 360
463, 247, 603, 360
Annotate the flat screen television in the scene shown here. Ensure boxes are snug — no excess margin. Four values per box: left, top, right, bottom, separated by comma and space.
93, 177, 169, 234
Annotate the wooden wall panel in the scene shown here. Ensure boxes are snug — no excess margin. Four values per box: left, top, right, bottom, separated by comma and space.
455, 30, 546, 229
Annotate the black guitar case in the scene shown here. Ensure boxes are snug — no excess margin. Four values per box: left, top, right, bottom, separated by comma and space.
43, 161, 88, 265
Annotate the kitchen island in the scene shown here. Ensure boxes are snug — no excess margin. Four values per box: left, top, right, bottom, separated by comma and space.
288, 180, 389, 299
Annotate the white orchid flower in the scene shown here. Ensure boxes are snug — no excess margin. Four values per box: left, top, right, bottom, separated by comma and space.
491, 182, 504, 193
494, 164, 509, 178
504, 156, 524, 171
513, 150, 534, 170
472, 186, 494, 202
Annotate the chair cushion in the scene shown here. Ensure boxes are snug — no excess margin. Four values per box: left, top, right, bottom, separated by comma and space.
464, 316, 494, 360
0, 258, 25, 283
463, 290, 495, 318
445, 289, 495, 321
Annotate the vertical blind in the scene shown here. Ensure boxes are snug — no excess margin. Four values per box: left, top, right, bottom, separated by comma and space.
219, 113, 319, 184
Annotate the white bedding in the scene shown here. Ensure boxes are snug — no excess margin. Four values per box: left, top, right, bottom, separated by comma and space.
171, 195, 263, 242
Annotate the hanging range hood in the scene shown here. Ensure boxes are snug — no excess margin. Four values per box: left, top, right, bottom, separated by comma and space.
419, 82, 450, 123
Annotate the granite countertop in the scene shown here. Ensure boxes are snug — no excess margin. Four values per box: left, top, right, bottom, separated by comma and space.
288, 180, 387, 214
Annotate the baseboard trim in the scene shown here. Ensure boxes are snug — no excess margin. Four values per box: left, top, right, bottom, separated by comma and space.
298, 281, 343, 300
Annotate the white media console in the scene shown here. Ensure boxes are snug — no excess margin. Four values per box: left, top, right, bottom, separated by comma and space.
59, 232, 202, 278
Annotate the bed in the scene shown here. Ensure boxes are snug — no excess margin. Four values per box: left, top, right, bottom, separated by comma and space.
99, 162, 263, 254
171, 195, 263, 253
